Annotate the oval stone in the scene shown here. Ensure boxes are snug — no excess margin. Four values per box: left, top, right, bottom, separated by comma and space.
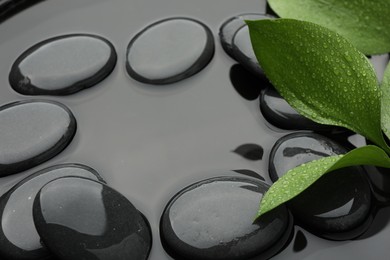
260, 87, 336, 131
126, 17, 214, 84
364, 165, 390, 203
33, 177, 152, 260
9, 34, 117, 95
160, 176, 292, 260
0, 100, 76, 177
0, 164, 104, 260
269, 132, 372, 240
219, 13, 273, 77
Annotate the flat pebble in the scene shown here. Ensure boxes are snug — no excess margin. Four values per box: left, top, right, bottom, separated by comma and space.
260, 87, 336, 131
219, 13, 273, 77
0, 164, 104, 260
0, 100, 76, 177
33, 177, 152, 260
126, 17, 214, 84
9, 34, 117, 95
160, 176, 292, 260
269, 132, 372, 240
364, 165, 390, 203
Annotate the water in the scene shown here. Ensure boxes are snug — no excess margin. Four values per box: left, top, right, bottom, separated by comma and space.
0, 0, 389, 259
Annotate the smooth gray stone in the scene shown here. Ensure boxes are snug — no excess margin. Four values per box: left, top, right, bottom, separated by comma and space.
260, 87, 337, 131
269, 132, 372, 240
0, 100, 76, 177
219, 13, 273, 77
9, 34, 117, 95
126, 17, 214, 84
0, 164, 104, 260
160, 176, 292, 260
33, 177, 152, 260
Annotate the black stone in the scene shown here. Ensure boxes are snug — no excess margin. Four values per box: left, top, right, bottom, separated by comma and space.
0, 164, 104, 260
219, 13, 274, 78
219, 13, 270, 60
0, 100, 76, 177
269, 132, 373, 240
9, 34, 117, 95
33, 177, 152, 260
160, 176, 293, 260
364, 165, 390, 204
260, 87, 337, 131
126, 17, 214, 85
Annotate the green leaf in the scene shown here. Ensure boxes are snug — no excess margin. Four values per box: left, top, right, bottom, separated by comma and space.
268, 0, 390, 55
247, 19, 389, 153
257, 145, 390, 218
381, 62, 390, 140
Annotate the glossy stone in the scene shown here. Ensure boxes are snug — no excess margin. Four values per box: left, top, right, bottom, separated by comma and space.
365, 165, 390, 203
0, 100, 76, 177
9, 34, 117, 95
260, 87, 337, 131
160, 176, 292, 260
269, 132, 372, 240
219, 13, 269, 60
0, 164, 104, 260
126, 17, 214, 84
33, 177, 152, 260
219, 13, 273, 77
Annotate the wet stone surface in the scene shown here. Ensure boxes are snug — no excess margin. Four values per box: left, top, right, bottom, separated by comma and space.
9, 34, 117, 95
0, 164, 104, 260
160, 176, 292, 260
33, 177, 152, 260
219, 13, 273, 78
126, 17, 214, 84
0, 100, 76, 177
260, 87, 338, 131
364, 165, 390, 204
269, 132, 373, 240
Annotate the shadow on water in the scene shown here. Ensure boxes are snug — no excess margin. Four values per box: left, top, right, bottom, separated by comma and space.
229, 64, 270, 101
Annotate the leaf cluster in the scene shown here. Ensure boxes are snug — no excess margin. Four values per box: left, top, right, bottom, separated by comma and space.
247, 0, 390, 218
